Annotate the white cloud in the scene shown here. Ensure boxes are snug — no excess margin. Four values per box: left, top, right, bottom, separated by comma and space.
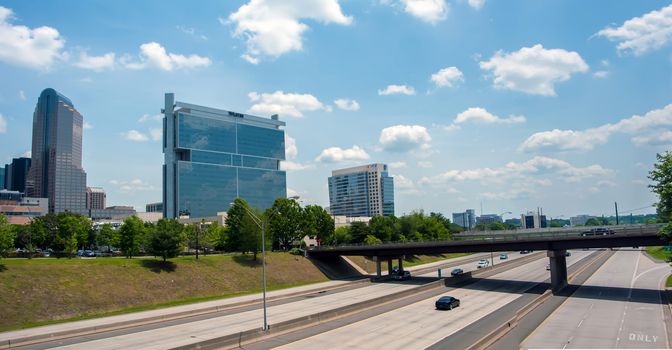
479, 44, 589, 96
176, 25, 208, 40
389, 161, 407, 169
0, 113, 6, 133
228, 0, 352, 63
21, 150, 31, 158
138, 114, 163, 122
0, 6, 65, 70
248, 91, 326, 118
394, 174, 415, 189
280, 160, 313, 171
452, 107, 526, 127
384, 0, 449, 24
468, 0, 486, 10
482, 188, 534, 201
83, 122, 93, 129
75, 52, 116, 71
334, 98, 360, 111
596, 4, 672, 56
520, 104, 672, 152
631, 130, 672, 146
316, 145, 369, 163
122, 130, 149, 142
593, 70, 609, 79
417, 161, 433, 168
110, 179, 156, 192
149, 128, 162, 142
420, 156, 610, 188
19, 90, 25, 100
430, 66, 464, 88
123, 42, 211, 71
378, 84, 416, 96
285, 134, 298, 159
379, 125, 431, 152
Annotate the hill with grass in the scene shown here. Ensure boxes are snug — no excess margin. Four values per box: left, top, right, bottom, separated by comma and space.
0, 253, 328, 331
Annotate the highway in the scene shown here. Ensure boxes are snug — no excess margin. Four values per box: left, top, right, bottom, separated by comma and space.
521, 249, 671, 349
15, 252, 525, 350
272, 250, 595, 350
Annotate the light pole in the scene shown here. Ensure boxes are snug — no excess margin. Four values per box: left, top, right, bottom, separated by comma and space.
230, 202, 270, 331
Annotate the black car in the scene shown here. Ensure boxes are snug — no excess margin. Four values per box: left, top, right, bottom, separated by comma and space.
435, 296, 460, 310
580, 227, 614, 237
520, 250, 530, 254
450, 268, 464, 276
393, 270, 411, 280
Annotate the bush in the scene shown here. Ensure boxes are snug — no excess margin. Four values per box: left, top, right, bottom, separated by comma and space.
289, 247, 304, 256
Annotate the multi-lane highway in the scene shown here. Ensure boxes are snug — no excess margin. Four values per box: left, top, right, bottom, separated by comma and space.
270, 250, 595, 350
521, 249, 671, 349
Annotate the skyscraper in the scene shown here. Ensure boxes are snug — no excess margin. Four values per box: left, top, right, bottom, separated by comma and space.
86, 187, 106, 210
163, 93, 286, 218
328, 163, 394, 217
26, 88, 87, 214
4, 157, 31, 193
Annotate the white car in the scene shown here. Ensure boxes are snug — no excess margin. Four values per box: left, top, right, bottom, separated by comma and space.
477, 259, 489, 269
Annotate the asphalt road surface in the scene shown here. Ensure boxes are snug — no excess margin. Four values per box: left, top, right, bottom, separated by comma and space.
521, 249, 671, 349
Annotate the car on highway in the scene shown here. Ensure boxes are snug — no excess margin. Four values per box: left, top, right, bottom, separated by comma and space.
450, 268, 464, 276
435, 296, 460, 310
546, 263, 550, 271
499, 253, 508, 260
477, 259, 489, 269
579, 227, 615, 236
565, 251, 571, 257
393, 270, 411, 281
520, 250, 530, 254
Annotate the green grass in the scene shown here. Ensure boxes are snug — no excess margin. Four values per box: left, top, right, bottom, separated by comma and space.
667, 274, 672, 288
0, 252, 328, 331
646, 246, 672, 261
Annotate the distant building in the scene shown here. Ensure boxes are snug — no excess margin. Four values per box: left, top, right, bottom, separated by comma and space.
328, 163, 394, 217
521, 211, 547, 229
88, 206, 136, 220
146, 202, 163, 213
4, 157, 31, 193
570, 214, 597, 226
26, 88, 87, 214
0, 194, 48, 225
163, 93, 286, 219
452, 209, 476, 229
333, 215, 372, 228
136, 212, 163, 223
0, 165, 4, 190
476, 214, 502, 225
86, 187, 106, 210
0, 189, 23, 202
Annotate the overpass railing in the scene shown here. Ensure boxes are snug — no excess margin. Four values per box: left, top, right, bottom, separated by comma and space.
309, 224, 664, 252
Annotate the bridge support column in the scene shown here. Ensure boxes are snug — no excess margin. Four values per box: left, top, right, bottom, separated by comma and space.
548, 249, 567, 293
398, 257, 404, 271
387, 259, 393, 275
375, 257, 382, 278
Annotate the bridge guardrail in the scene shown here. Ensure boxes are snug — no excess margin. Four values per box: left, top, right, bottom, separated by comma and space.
308, 224, 664, 252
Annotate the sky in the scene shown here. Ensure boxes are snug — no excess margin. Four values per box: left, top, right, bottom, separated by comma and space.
0, 0, 670, 220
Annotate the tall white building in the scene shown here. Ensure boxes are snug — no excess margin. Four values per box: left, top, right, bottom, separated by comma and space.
328, 163, 394, 217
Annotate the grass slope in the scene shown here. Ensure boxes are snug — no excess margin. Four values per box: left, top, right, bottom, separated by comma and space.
0, 253, 328, 331
646, 246, 671, 262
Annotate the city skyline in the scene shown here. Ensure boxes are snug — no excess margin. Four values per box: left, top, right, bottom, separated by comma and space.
0, 1, 669, 218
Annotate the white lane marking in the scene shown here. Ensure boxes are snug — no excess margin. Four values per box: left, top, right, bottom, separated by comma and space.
615, 251, 641, 349
577, 319, 583, 328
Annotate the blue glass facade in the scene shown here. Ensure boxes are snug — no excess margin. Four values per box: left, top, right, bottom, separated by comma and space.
164, 94, 286, 218
328, 164, 394, 217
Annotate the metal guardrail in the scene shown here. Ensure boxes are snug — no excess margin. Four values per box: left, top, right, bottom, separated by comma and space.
309, 224, 664, 252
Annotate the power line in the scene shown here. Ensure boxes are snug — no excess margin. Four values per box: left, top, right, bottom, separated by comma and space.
620, 205, 655, 213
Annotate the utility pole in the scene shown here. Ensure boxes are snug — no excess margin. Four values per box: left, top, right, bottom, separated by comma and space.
615, 202, 619, 225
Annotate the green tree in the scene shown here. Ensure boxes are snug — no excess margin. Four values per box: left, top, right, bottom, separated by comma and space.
350, 222, 370, 243
267, 198, 303, 250
184, 221, 207, 259
369, 216, 393, 242
118, 216, 145, 258
55, 213, 89, 257
149, 218, 184, 262
488, 222, 506, 231
96, 223, 118, 253
225, 198, 250, 252
303, 205, 335, 245
331, 226, 352, 245
0, 215, 15, 258
29, 214, 52, 250
205, 222, 227, 251
364, 235, 382, 245
650, 151, 672, 241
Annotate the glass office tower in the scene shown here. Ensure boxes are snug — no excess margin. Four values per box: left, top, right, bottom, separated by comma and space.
163, 93, 286, 219
328, 163, 394, 217
26, 88, 87, 214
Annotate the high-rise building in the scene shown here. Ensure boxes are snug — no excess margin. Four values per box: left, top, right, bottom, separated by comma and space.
327, 163, 394, 217
521, 211, 547, 229
86, 187, 106, 210
570, 214, 597, 226
163, 93, 286, 218
146, 202, 163, 213
476, 214, 503, 225
0, 165, 5, 190
26, 88, 87, 214
4, 157, 32, 193
452, 209, 476, 229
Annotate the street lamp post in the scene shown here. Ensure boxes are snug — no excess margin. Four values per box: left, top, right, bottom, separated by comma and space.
231, 202, 270, 331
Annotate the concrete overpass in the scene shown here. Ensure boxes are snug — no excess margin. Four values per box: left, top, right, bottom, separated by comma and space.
307, 224, 667, 292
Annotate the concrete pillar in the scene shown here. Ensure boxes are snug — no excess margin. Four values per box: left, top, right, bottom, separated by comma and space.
375, 258, 382, 278
398, 258, 404, 272
548, 249, 568, 292
387, 259, 393, 275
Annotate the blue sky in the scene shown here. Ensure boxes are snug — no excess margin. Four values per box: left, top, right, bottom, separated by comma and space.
0, 0, 670, 220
